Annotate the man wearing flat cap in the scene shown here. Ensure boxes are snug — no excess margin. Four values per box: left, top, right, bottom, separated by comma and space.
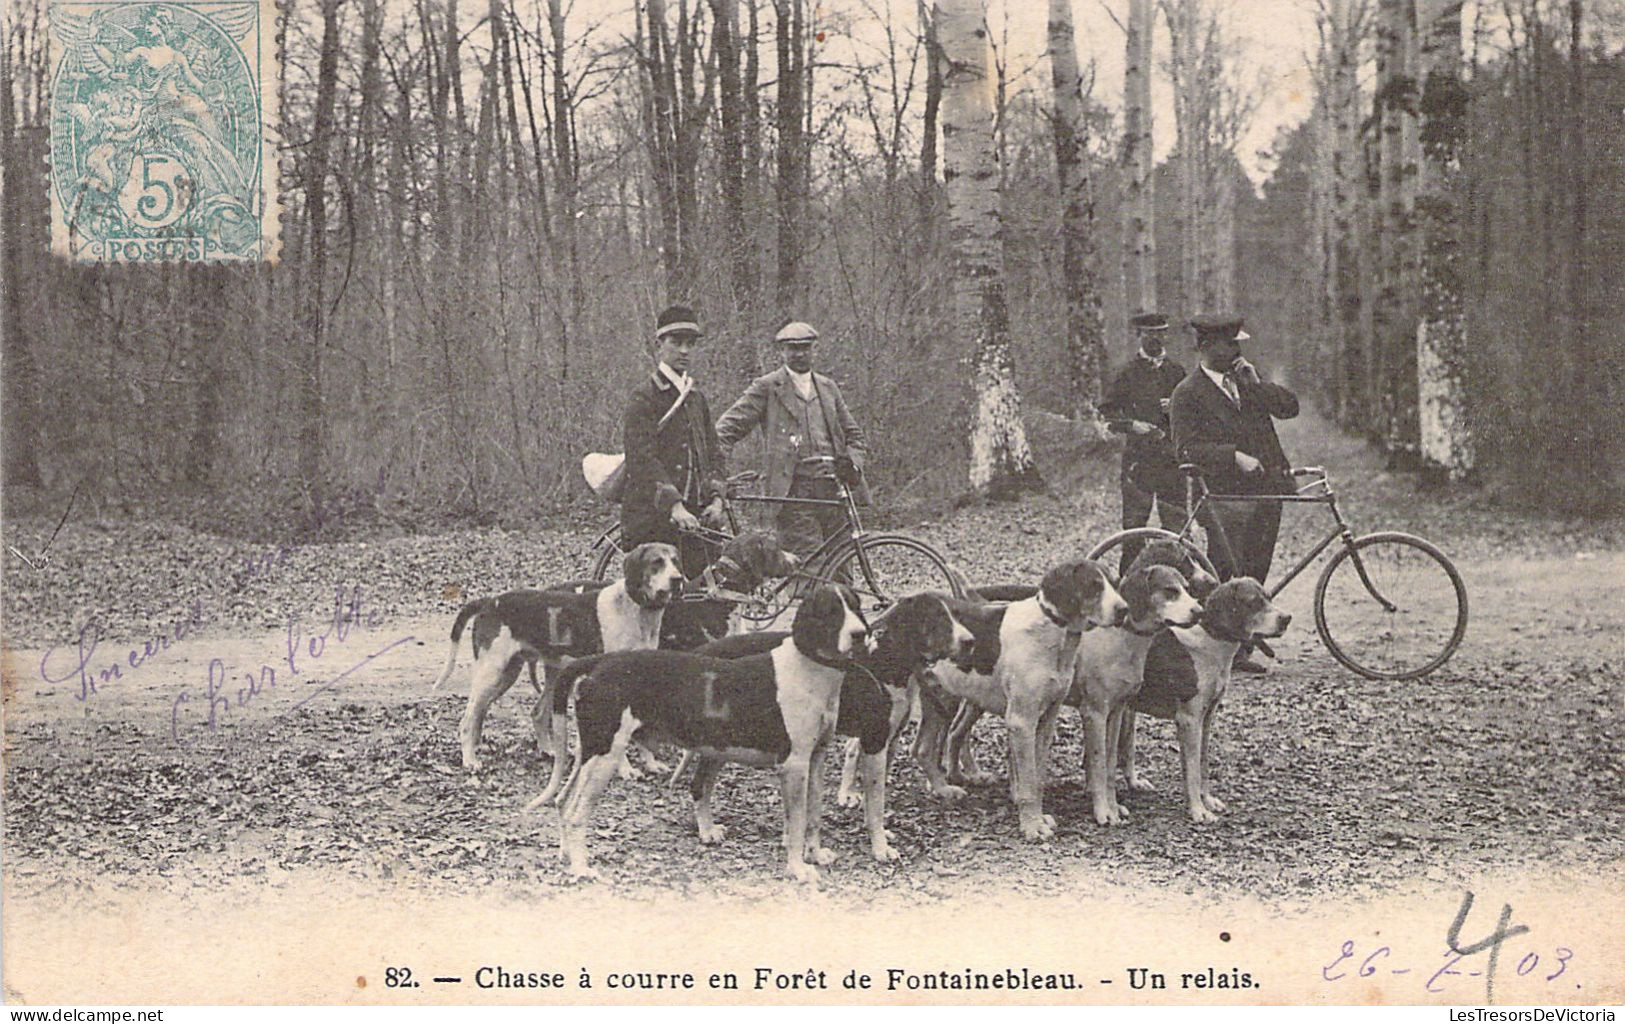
1102, 312, 1189, 574
717, 321, 870, 568
1169, 314, 1299, 673
621, 304, 727, 576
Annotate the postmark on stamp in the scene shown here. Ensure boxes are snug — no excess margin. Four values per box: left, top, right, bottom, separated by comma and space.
48, 0, 280, 263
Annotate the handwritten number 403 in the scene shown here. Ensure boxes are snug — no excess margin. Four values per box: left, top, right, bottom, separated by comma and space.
1322, 942, 1573, 989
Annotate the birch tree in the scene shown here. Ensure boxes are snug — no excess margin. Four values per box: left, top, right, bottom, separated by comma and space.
935, 0, 1042, 496
300, 0, 344, 500
1374, 0, 1419, 455
1415, 0, 1472, 478
1121, 0, 1156, 317
1048, 0, 1107, 428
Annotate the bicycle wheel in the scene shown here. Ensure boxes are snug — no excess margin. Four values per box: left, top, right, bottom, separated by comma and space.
589, 525, 624, 581
1086, 528, 1218, 580
1313, 531, 1467, 680
823, 533, 966, 613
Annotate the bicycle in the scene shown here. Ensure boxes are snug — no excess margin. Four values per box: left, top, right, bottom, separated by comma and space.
589, 456, 967, 618
1087, 464, 1467, 680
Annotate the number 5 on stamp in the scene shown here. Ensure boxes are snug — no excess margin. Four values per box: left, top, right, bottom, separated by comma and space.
48, 0, 280, 262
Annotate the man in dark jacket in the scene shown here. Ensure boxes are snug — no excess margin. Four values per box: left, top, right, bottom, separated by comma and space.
1101, 311, 1189, 574
1168, 314, 1299, 673
620, 304, 727, 577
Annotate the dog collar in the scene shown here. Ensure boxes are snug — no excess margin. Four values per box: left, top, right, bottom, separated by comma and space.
798, 645, 852, 670
1037, 595, 1071, 629
1124, 620, 1163, 637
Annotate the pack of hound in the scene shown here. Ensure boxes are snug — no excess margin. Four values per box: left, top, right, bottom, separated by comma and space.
432, 531, 1291, 883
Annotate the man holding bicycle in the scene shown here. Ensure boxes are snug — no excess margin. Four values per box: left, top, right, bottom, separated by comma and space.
620, 304, 728, 577
1169, 314, 1300, 673
716, 321, 870, 566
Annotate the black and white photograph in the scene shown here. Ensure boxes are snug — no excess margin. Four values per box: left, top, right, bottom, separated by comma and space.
2, 0, 1622, 1008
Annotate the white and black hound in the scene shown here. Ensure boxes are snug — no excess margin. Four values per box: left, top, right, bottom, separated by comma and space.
431, 542, 685, 770
529, 586, 869, 883
915, 559, 1128, 841
1123, 577, 1290, 822
669, 592, 976, 863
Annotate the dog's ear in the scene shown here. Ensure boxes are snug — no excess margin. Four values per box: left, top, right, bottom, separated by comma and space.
1119, 567, 1156, 623
792, 586, 843, 654
1039, 561, 1086, 619
1204, 580, 1248, 637
623, 544, 651, 597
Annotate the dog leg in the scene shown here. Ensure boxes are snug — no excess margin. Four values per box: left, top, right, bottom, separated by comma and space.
1119, 710, 1154, 792
691, 757, 727, 845
1005, 709, 1053, 842
858, 748, 898, 862
459, 652, 523, 770
1102, 704, 1132, 820
804, 740, 837, 866
557, 709, 639, 879
837, 736, 864, 808
1035, 702, 1062, 830
1199, 699, 1226, 814
1081, 701, 1123, 826
778, 756, 819, 883
948, 705, 997, 786
914, 703, 967, 800
1174, 704, 1216, 823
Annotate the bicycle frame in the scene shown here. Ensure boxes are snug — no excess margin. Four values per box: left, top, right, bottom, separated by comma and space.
1176, 471, 1398, 611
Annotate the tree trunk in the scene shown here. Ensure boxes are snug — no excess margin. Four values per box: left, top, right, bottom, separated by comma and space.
1330, 0, 1363, 431
1120, 0, 1156, 317
1047, 0, 1106, 429
549, 0, 584, 355
1376, 0, 1420, 458
775, 0, 805, 314
0, 48, 44, 488
300, 0, 344, 500
935, 0, 1042, 497
918, 0, 942, 229
1415, 0, 1471, 479
711, 0, 751, 313
1168, 0, 1200, 318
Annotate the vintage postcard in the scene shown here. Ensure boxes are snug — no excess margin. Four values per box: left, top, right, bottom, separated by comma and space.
3, 0, 1622, 1010
45, 0, 280, 261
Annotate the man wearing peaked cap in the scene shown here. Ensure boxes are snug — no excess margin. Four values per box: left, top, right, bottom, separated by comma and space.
1168, 314, 1300, 673
717, 321, 870, 570
1102, 311, 1189, 574
620, 304, 727, 576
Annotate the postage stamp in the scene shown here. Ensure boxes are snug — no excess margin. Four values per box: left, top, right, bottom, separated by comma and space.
47, 0, 280, 263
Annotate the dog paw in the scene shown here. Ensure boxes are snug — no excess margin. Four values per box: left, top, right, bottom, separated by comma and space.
836, 788, 863, 809
1020, 817, 1056, 842
641, 757, 673, 775
616, 761, 645, 782
806, 845, 838, 866
955, 770, 998, 787
1042, 812, 1057, 830
1202, 793, 1227, 814
568, 864, 602, 882
462, 754, 483, 771
871, 841, 901, 863
1188, 803, 1219, 823
698, 824, 728, 845
787, 861, 822, 884
1125, 775, 1156, 793
930, 783, 969, 801
1092, 803, 1124, 826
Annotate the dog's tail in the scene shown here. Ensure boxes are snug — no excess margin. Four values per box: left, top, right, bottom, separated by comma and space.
525, 762, 579, 812
529, 654, 607, 806
431, 597, 494, 690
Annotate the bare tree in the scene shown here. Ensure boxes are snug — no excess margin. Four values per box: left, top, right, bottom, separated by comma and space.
775, 0, 808, 313
1416, 0, 1472, 478
1121, 0, 1156, 317
918, 0, 942, 228
300, 0, 345, 500
1047, 0, 1107, 428
935, 0, 1042, 496
1374, 0, 1420, 457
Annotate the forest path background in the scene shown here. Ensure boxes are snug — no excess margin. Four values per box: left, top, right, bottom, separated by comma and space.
2, 409, 1622, 907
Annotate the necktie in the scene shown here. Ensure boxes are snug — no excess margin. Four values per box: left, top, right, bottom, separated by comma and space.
1222, 372, 1241, 408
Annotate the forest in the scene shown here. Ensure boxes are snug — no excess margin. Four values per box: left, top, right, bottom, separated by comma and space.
2, 0, 1621, 525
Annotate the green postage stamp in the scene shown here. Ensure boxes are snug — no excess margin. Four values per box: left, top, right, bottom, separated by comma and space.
48, 0, 280, 262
